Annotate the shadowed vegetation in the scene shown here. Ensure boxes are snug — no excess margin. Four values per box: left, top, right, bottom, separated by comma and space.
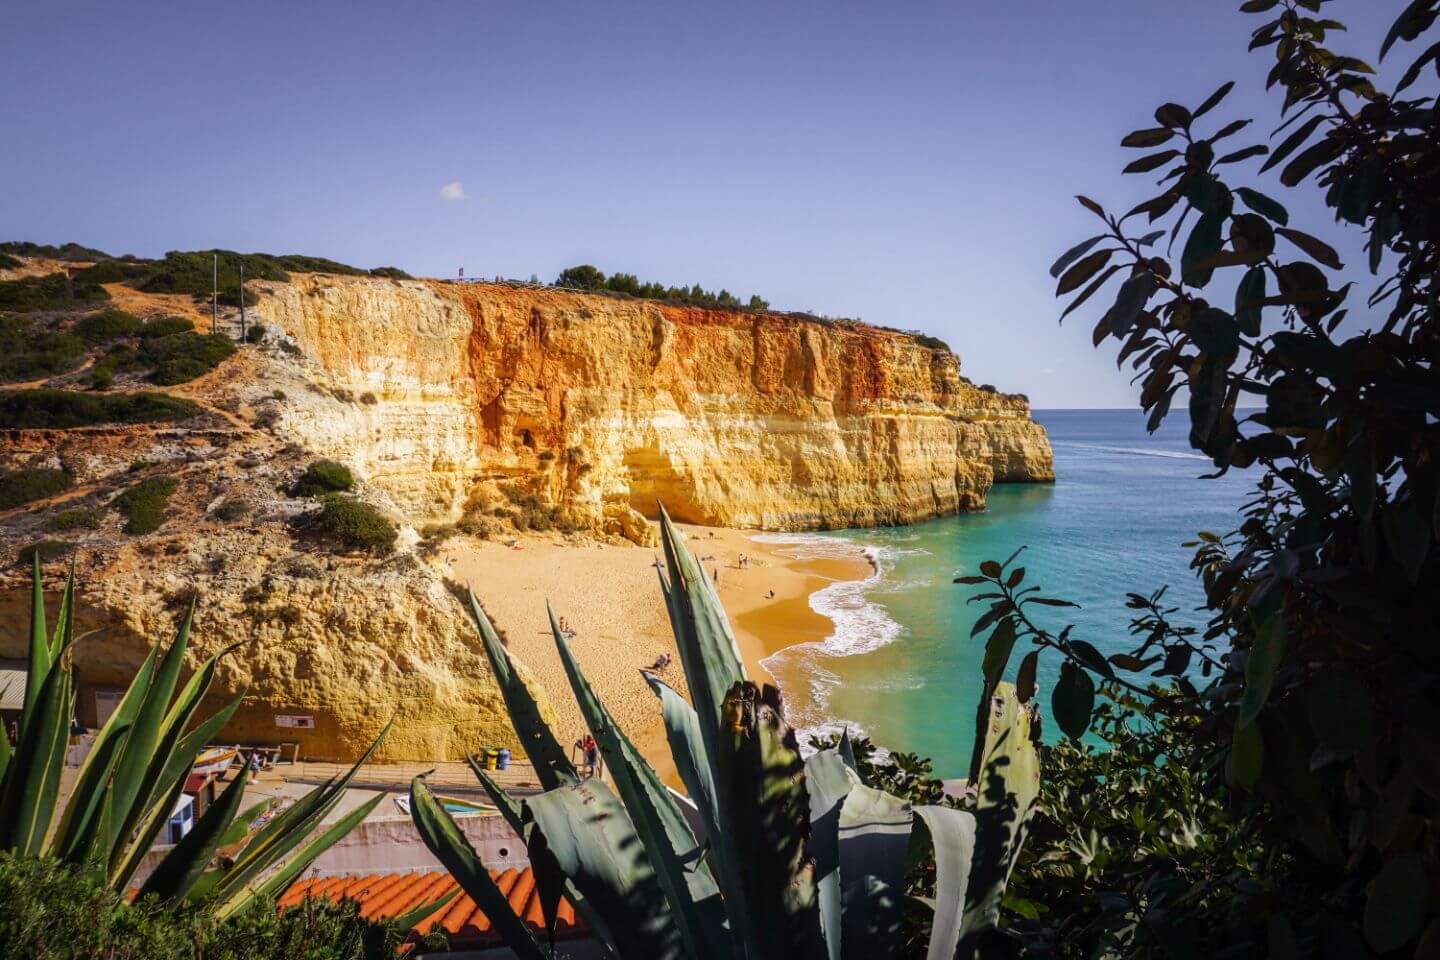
0, 389, 201, 428
0, 468, 72, 510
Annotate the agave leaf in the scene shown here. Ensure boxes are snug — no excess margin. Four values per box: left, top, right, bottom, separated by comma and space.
213, 722, 390, 901
837, 728, 857, 772
550, 607, 728, 960
243, 793, 387, 909
104, 604, 194, 865
524, 777, 684, 958
959, 683, 1041, 950
50, 638, 163, 858
51, 722, 133, 863
110, 775, 189, 892
152, 694, 245, 810
0, 653, 72, 855
141, 767, 248, 903
642, 670, 719, 841
0, 692, 11, 785
472, 763, 619, 955
214, 798, 274, 850
48, 564, 76, 661
718, 681, 826, 960
910, 805, 977, 960
409, 777, 549, 960
805, 748, 862, 960
657, 506, 745, 735
391, 886, 462, 933
837, 784, 914, 960
21, 554, 50, 732
464, 589, 575, 789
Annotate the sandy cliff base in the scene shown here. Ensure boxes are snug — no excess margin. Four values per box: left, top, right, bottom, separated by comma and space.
441, 523, 870, 786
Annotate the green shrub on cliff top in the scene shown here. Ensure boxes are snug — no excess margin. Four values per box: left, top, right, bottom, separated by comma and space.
139, 331, 236, 385
0, 272, 110, 311
294, 459, 355, 497
0, 389, 201, 428
313, 495, 396, 554
0, 468, 72, 510
112, 476, 178, 535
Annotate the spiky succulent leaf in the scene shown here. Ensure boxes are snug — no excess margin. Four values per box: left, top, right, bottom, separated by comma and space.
718, 680, 826, 960
0, 657, 72, 855
643, 670, 719, 843
837, 784, 914, 960
959, 682, 1040, 951
910, 805, 978, 960
550, 607, 728, 960
524, 777, 684, 959
22, 554, 50, 732
210, 721, 390, 905
141, 766, 248, 903
410, 777, 549, 960
805, 748, 862, 960
464, 589, 575, 789
391, 887, 461, 933
241, 793, 386, 910
103, 605, 194, 866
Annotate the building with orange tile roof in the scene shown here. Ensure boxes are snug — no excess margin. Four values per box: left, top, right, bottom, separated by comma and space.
280, 867, 589, 952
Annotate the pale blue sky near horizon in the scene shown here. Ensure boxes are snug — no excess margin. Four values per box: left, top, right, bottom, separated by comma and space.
0, 2, 1403, 407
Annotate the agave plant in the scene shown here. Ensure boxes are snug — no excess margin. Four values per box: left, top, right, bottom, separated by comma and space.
410, 508, 1041, 959
0, 557, 415, 918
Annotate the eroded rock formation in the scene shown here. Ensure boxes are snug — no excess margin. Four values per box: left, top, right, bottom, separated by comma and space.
257, 277, 1053, 541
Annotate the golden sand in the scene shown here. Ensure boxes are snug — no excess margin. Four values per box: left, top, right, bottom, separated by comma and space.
439, 523, 871, 786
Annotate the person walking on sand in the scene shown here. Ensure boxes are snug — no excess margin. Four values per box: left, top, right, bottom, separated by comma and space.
581, 734, 599, 777
247, 750, 261, 784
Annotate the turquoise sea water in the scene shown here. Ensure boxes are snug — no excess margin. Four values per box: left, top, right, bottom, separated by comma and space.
756, 408, 1256, 776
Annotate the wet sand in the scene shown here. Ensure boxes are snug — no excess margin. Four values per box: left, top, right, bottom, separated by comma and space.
439, 522, 871, 787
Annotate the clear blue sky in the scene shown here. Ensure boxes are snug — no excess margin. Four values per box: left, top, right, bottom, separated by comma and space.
0, 2, 1398, 407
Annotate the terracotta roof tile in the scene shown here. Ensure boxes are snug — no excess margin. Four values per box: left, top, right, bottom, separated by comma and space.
283, 868, 589, 948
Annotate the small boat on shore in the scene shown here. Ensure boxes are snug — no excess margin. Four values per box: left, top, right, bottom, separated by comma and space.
192, 746, 239, 776
392, 795, 497, 817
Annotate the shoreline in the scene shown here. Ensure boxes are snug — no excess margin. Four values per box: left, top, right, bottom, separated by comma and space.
438, 522, 873, 787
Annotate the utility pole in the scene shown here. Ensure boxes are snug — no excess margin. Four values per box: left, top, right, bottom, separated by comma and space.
238, 264, 246, 343
211, 254, 218, 335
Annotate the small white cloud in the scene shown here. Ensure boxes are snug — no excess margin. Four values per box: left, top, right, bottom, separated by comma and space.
439, 181, 467, 202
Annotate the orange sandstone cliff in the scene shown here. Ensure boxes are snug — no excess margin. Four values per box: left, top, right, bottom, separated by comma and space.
257, 276, 1053, 541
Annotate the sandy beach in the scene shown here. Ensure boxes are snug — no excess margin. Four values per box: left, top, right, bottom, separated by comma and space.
440, 522, 872, 786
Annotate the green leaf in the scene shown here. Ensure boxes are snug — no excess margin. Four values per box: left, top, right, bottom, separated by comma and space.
1104, 273, 1155, 337
1192, 80, 1235, 118
643, 671, 718, 844
1049, 235, 1106, 279
390, 888, 461, 933
961, 684, 1041, 951
0, 647, 72, 856
804, 749, 860, 960
408, 777, 550, 960
141, 766, 249, 904
910, 805, 977, 960
1056, 249, 1115, 296
1154, 103, 1191, 129
1236, 186, 1289, 225
1229, 718, 1263, 789
525, 778, 685, 958
1124, 150, 1179, 174
837, 784, 914, 960
1051, 663, 1094, 740
1015, 652, 1038, 704
1121, 127, 1174, 148
245, 793, 388, 911
1236, 265, 1267, 335
1239, 615, 1286, 727
1259, 113, 1325, 173
464, 589, 575, 789
1068, 639, 1116, 680
21, 553, 51, 735
1276, 227, 1342, 269
1181, 213, 1224, 287
1364, 852, 1426, 952
1280, 136, 1344, 187
549, 609, 728, 960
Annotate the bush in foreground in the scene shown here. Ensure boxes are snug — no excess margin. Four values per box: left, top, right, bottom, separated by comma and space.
112, 476, 178, 535
0, 389, 201, 428
294, 459, 354, 496
0, 467, 71, 510
313, 495, 396, 554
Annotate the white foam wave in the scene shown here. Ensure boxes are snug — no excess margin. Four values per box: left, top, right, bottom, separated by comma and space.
752, 531, 908, 755
1052, 441, 1209, 461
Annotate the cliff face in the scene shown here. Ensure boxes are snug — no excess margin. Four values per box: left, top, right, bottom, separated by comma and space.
257, 277, 1053, 538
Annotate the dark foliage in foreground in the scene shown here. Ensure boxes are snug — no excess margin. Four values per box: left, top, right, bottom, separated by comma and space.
312, 495, 397, 554
0, 853, 442, 960
0, 389, 201, 428
948, 2, 1440, 954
